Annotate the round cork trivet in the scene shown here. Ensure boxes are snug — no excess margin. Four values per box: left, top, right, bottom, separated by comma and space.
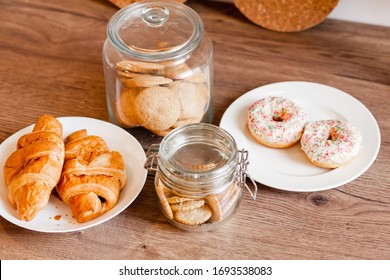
107, 0, 186, 9
233, 0, 339, 32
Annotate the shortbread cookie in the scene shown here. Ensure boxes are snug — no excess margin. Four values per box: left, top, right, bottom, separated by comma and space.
120, 74, 173, 88
155, 180, 173, 219
185, 70, 206, 84
216, 182, 237, 201
116, 60, 165, 74
174, 205, 212, 226
205, 182, 241, 222
115, 88, 140, 128
117, 70, 136, 79
170, 199, 205, 212
196, 83, 209, 101
217, 182, 240, 204
163, 185, 173, 198
220, 185, 241, 215
135, 86, 180, 131
168, 82, 206, 120
205, 195, 223, 222
163, 63, 191, 79
167, 196, 193, 204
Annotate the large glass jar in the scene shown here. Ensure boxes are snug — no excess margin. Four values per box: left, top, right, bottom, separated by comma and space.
103, 1, 214, 149
145, 123, 257, 232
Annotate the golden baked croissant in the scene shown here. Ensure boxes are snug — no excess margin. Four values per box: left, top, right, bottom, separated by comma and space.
3, 115, 65, 221
57, 129, 126, 223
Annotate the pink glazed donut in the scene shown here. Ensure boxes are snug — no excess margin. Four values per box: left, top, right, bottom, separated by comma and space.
247, 96, 307, 148
300, 119, 362, 168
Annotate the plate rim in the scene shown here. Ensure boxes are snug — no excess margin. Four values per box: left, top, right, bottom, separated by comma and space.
0, 116, 147, 232
219, 81, 381, 192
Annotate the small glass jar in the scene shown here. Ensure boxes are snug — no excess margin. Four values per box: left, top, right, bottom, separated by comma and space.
145, 123, 257, 232
103, 1, 214, 149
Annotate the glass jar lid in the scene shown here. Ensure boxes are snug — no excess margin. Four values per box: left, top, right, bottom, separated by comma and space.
107, 0, 204, 61
157, 123, 238, 197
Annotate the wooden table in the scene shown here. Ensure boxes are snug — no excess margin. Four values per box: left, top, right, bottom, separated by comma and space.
0, 0, 389, 260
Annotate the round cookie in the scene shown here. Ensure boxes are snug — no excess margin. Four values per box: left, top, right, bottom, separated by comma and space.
135, 86, 180, 131
163, 63, 191, 79
185, 70, 206, 84
170, 199, 205, 212
167, 81, 207, 120
174, 205, 212, 226
119, 74, 172, 88
167, 196, 193, 204
196, 83, 209, 102
205, 195, 223, 222
155, 180, 173, 219
114, 88, 140, 128
205, 182, 241, 223
116, 60, 165, 74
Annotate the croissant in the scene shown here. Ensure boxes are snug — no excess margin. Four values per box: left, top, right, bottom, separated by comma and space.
57, 129, 126, 223
3, 115, 65, 221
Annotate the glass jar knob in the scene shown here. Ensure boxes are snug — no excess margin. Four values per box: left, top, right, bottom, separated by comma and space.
141, 5, 169, 27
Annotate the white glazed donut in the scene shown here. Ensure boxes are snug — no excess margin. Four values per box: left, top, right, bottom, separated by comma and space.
300, 119, 362, 168
247, 96, 307, 148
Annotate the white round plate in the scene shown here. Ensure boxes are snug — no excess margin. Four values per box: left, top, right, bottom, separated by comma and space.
0, 117, 147, 232
220, 81, 381, 192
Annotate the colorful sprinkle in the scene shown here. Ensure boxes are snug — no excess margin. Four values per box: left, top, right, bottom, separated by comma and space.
300, 119, 362, 166
247, 96, 307, 146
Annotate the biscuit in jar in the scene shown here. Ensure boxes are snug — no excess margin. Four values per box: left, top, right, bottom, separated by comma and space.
114, 87, 141, 128
134, 86, 180, 132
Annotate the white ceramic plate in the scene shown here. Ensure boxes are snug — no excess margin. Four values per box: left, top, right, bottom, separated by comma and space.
0, 117, 147, 232
220, 81, 381, 192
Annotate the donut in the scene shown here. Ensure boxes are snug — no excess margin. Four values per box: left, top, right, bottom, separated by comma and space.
300, 119, 362, 168
247, 96, 307, 148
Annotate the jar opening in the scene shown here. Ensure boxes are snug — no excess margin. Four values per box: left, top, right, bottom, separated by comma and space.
107, 1, 204, 61
158, 123, 238, 196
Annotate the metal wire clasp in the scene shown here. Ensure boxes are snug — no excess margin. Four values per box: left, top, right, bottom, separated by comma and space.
237, 149, 257, 200
144, 143, 160, 172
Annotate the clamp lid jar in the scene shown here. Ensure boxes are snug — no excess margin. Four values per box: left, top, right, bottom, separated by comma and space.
145, 123, 257, 232
103, 1, 214, 149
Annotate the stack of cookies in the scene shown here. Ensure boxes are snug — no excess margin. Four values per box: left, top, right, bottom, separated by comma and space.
156, 179, 241, 227
114, 60, 209, 136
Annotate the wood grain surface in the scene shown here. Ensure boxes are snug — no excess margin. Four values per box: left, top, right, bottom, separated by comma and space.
0, 0, 389, 260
